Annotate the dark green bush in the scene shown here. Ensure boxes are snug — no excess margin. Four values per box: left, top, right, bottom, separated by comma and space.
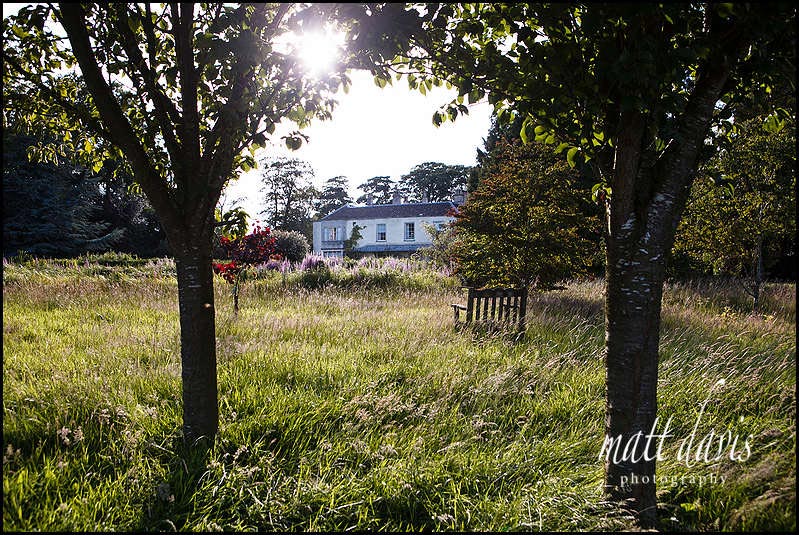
271, 229, 310, 263
298, 268, 332, 289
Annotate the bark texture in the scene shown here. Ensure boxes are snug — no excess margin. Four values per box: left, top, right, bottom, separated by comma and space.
601, 30, 736, 527
604, 212, 667, 526
175, 244, 219, 444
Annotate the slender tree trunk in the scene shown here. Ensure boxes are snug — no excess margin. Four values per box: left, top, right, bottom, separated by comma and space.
174, 244, 219, 444
604, 230, 665, 528
753, 233, 764, 311
233, 282, 239, 317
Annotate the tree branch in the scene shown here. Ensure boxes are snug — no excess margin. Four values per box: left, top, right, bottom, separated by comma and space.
173, 3, 201, 177
112, 4, 184, 173
58, 2, 182, 234
199, 3, 291, 220
649, 18, 747, 244
3, 55, 117, 145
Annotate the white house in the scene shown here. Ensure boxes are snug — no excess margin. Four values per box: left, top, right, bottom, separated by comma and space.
312, 200, 457, 258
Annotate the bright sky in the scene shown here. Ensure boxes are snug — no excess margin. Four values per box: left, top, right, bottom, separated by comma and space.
3, 3, 493, 218
229, 70, 491, 216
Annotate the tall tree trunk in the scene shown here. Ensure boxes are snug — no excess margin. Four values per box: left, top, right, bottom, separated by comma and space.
599, 34, 734, 526
174, 243, 219, 444
604, 230, 665, 528
752, 233, 764, 311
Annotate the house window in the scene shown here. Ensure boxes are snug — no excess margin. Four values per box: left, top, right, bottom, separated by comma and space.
433, 220, 446, 231
322, 250, 343, 258
376, 223, 386, 241
324, 227, 339, 241
404, 222, 415, 241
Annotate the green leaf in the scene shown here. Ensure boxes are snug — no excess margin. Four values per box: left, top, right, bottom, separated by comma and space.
566, 147, 579, 168
285, 137, 302, 150
519, 116, 534, 144
715, 3, 735, 18
763, 114, 786, 134
554, 142, 570, 154
591, 183, 612, 202
11, 25, 29, 39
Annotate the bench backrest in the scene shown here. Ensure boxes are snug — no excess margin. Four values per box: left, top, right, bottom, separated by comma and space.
464, 287, 527, 328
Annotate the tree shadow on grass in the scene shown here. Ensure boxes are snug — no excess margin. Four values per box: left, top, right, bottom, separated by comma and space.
133, 434, 214, 532
527, 291, 605, 324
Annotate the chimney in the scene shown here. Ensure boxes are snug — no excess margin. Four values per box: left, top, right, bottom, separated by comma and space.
421, 193, 429, 203
452, 189, 465, 205
392, 190, 402, 204
366, 193, 373, 205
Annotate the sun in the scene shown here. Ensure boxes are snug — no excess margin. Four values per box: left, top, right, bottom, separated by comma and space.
294, 29, 344, 78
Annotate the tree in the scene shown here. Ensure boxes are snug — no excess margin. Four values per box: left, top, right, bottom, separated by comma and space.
4, 114, 168, 259
95, 161, 170, 258
214, 223, 276, 316
315, 175, 353, 217
270, 229, 311, 263
343, 222, 365, 257
3, 131, 124, 257
259, 156, 318, 240
674, 118, 796, 308
355, 175, 395, 204
337, 2, 795, 525
399, 161, 470, 202
452, 138, 597, 288
469, 114, 525, 193
3, 3, 346, 443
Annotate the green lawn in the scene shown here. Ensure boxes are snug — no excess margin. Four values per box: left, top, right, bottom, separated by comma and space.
2, 258, 795, 531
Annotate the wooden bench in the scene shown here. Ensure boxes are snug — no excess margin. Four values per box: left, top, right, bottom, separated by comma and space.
451, 286, 528, 333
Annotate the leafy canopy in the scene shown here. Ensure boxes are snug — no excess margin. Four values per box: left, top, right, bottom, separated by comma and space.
674, 117, 796, 278
341, 3, 793, 183
3, 3, 348, 239
399, 162, 470, 203
452, 138, 596, 288
315, 176, 353, 218
258, 156, 318, 236
356, 175, 395, 204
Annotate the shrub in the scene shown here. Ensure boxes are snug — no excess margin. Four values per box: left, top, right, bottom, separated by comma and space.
417, 223, 457, 274
271, 229, 310, 263
298, 265, 332, 289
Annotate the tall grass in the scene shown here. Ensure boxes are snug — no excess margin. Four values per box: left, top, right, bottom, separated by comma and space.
2, 258, 795, 531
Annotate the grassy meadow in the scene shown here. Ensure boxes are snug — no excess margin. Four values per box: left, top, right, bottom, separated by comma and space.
2, 255, 796, 531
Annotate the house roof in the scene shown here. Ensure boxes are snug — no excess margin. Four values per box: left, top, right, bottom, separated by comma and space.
319, 201, 456, 222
